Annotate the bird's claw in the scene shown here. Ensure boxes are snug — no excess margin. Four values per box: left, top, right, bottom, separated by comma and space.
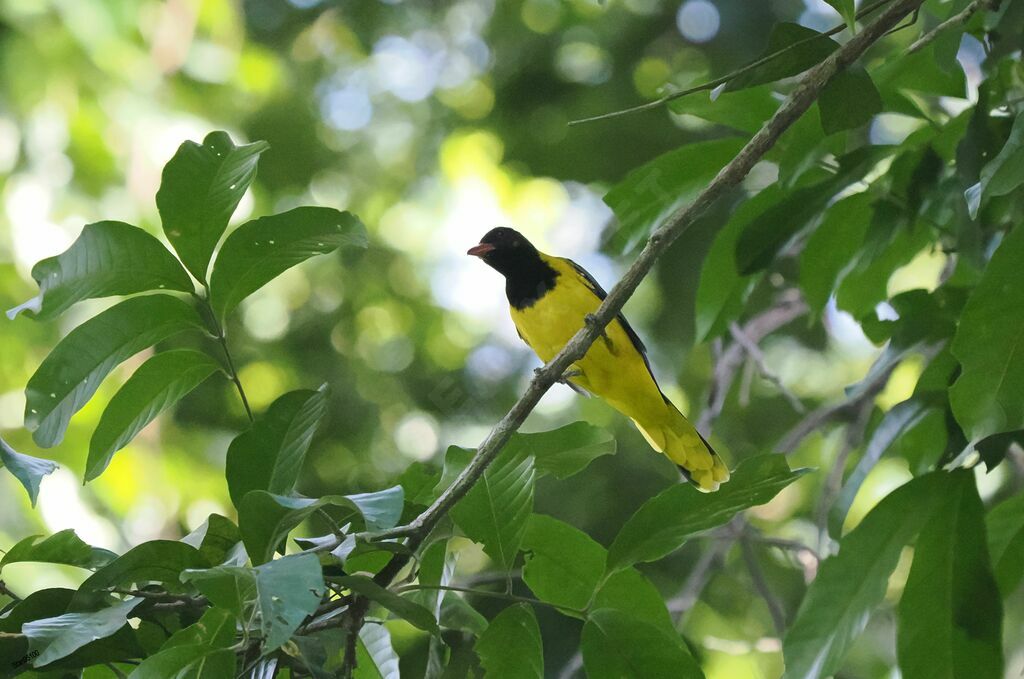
534, 367, 582, 385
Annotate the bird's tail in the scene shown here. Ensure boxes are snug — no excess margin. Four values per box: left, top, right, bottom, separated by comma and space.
631, 399, 730, 492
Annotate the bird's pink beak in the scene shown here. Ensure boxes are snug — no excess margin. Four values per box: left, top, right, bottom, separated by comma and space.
467, 243, 496, 257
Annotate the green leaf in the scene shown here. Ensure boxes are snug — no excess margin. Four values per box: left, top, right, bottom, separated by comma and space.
129, 645, 235, 679
87, 349, 221, 481
602, 138, 746, 254
74, 540, 206, 607
607, 455, 808, 572
0, 529, 115, 572
799, 192, 874, 316
161, 607, 237, 650
725, 23, 839, 92
0, 436, 57, 506
819, 67, 882, 135
592, 568, 677, 638
512, 422, 616, 480
335, 575, 440, 635
835, 219, 931, 318
822, 0, 856, 31
475, 604, 543, 679
950, 224, 1024, 441
181, 514, 244, 567
24, 596, 142, 667
24, 294, 206, 448
581, 608, 704, 679
735, 183, 833, 275
521, 514, 604, 613
782, 472, 953, 679
209, 207, 367, 322
226, 387, 329, 508
668, 85, 779, 134
180, 566, 256, 618
237, 486, 404, 564
255, 553, 325, 651
986, 491, 1024, 597
156, 131, 269, 283
5, 221, 193, 322
897, 471, 1003, 679
979, 110, 1024, 199
450, 446, 534, 571
355, 622, 401, 679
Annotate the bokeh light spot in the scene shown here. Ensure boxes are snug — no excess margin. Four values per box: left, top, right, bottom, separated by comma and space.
676, 0, 721, 43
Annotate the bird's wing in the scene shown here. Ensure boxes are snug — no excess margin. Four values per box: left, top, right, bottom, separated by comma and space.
562, 257, 661, 389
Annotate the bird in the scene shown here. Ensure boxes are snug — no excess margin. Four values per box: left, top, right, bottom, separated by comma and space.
468, 227, 729, 491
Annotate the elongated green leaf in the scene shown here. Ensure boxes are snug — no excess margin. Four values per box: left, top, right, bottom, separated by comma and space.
950, 224, 1024, 441
511, 422, 615, 480
835, 218, 931, 318
209, 207, 366, 321
256, 553, 325, 651
24, 294, 206, 448
782, 472, 953, 679
450, 446, 534, 571
75, 541, 206, 606
355, 622, 401, 679
986, 491, 1024, 597
156, 131, 269, 282
897, 471, 1003, 679
475, 604, 543, 679
161, 607, 237, 650
725, 23, 839, 92
24, 596, 142, 667
607, 455, 808, 572
602, 137, 745, 254
592, 568, 677, 638
87, 349, 221, 481
799, 192, 874, 316
226, 387, 329, 508
979, 110, 1024, 200
238, 487, 404, 564
0, 529, 115, 572
521, 514, 604, 614
668, 85, 779, 134
130, 645, 235, 679
6, 221, 193, 322
819, 67, 882, 135
335, 575, 440, 635
0, 436, 57, 506
581, 609, 704, 679
823, 0, 856, 31
735, 183, 833, 275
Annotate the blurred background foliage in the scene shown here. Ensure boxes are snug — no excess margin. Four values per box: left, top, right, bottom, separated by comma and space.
0, 0, 1021, 677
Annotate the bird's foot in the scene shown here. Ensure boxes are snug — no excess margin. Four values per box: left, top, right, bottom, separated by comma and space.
534, 367, 582, 385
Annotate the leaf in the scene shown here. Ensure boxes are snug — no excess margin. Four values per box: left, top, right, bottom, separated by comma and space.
74, 541, 206, 607
602, 138, 746, 254
668, 85, 779, 134
209, 207, 367, 322
5, 221, 193, 322
950, 224, 1024, 441
0, 529, 115, 572
897, 471, 1003, 679
799, 192, 874, 316
822, 0, 856, 31
819, 67, 883, 135
782, 472, 953, 679
475, 604, 543, 679
521, 514, 604, 613
180, 566, 256, 618
355, 623, 401, 679
23, 596, 142, 667
725, 23, 839, 92
24, 294, 206, 448
255, 553, 325, 651
592, 568, 678, 638
979, 110, 1024, 199
181, 513, 244, 567
0, 436, 57, 506
161, 607, 237, 649
450, 446, 534, 571
986, 491, 1024, 597
511, 422, 616, 480
129, 645, 235, 679
156, 131, 269, 283
226, 387, 329, 508
607, 455, 808, 572
87, 349, 222, 481
835, 220, 931, 318
581, 609, 704, 679
735, 183, 833, 275
237, 487, 404, 564
335, 575, 440, 635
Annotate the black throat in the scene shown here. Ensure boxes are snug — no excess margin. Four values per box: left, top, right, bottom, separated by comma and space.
502, 257, 559, 310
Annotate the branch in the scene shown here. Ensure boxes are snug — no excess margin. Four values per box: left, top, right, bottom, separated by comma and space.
0, 579, 22, 602
907, 0, 997, 54
740, 537, 787, 637
729, 319, 806, 414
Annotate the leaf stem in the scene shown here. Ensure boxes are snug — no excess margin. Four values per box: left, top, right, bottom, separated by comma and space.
396, 583, 586, 616
196, 291, 254, 422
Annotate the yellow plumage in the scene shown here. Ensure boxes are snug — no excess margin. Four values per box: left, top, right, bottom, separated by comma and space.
509, 254, 729, 491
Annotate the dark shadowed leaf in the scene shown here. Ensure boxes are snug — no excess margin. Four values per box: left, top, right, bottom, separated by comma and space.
819, 67, 883, 135
209, 207, 366, 322
75, 541, 206, 605
725, 23, 839, 91
156, 131, 268, 282
782, 472, 953, 679
181, 566, 256, 618
0, 529, 115, 572
581, 609, 704, 679
979, 111, 1024, 200
225, 387, 329, 508
24, 596, 142, 667
161, 606, 236, 649
511, 422, 615, 480
986, 491, 1024, 597
24, 294, 206, 448
130, 645, 235, 679
950, 224, 1024, 442
256, 553, 325, 651
0, 436, 57, 506
87, 349, 222, 481
335, 575, 440, 635
607, 455, 809, 572
450, 446, 534, 571
897, 471, 1002, 679
475, 604, 543, 679
181, 513, 244, 567
5, 221, 193, 322
734, 183, 833, 275
355, 622, 401, 679
799, 192, 874, 316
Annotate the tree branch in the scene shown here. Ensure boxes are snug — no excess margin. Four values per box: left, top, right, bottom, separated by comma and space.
907, 0, 998, 54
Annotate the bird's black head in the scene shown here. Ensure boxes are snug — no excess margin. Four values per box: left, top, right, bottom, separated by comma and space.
467, 227, 541, 278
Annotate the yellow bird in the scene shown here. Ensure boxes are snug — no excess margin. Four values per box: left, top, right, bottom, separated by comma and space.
468, 227, 729, 491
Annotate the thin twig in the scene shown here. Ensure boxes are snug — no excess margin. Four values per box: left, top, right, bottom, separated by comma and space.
740, 538, 787, 637
729, 321, 806, 414
814, 398, 875, 553
907, 0, 997, 54
197, 290, 254, 422
396, 583, 585, 615
0, 580, 22, 602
